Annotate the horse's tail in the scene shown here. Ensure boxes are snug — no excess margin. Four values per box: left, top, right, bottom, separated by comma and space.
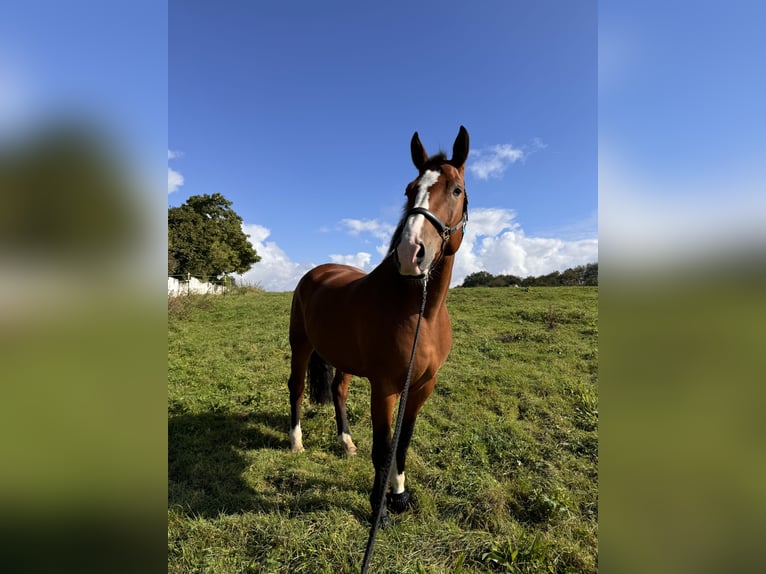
308, 351, 333, 405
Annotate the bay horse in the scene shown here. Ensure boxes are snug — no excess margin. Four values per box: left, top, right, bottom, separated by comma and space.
287, 126, 469, 522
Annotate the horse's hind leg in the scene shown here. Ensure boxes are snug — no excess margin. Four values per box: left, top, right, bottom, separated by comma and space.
332, 371, 357, 455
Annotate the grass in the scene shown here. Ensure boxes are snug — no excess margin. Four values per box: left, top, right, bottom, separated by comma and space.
168, 287, 598, 573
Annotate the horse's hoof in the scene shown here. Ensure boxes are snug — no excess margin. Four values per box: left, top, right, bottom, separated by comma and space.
338, 433, 358, 455
386, 490, 413, 514
370, 512, 392, 529
369, 505, 393, 529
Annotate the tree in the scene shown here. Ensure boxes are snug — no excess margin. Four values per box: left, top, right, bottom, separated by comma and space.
168, 193, 260, 282
489, 274, 521, 287
559, 267, 579, 286
582, 262, 598, 286
461, 271, 494, 287
538, 270, 561, 286
460, 264, 598, 288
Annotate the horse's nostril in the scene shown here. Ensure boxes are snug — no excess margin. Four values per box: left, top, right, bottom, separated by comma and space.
416, 242, 425, 262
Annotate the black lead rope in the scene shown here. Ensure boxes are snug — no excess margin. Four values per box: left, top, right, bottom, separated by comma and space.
361, 277, 429, 574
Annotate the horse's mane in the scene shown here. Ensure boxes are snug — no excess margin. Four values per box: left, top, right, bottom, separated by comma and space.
388, 218, 405, 256
420, 152, 448, 172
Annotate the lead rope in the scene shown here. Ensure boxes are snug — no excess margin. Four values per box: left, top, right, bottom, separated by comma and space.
361, 277, 429, 574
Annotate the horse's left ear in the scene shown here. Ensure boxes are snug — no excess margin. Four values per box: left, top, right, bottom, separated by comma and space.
450, 126, 470, 169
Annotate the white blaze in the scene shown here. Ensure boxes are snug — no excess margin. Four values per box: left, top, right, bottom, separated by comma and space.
415, 170, 439, 206
403, 169, 439, 242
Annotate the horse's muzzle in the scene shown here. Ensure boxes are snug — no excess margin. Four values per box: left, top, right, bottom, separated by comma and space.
392, 245, 427, 279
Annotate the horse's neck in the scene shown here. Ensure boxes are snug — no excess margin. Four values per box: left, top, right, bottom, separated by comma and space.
364, 255, 453, 318
424, 254, 454, 318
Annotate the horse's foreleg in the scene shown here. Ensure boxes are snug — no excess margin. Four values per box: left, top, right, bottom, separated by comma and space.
332, 371, 357, 455
369, 387, 396, 522
388, 378, 436, 513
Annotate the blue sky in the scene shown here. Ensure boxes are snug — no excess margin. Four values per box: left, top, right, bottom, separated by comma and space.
169, 1, 598, 290
4, 1, 761, 292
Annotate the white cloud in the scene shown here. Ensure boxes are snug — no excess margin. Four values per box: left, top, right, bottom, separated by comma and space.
236, 223, 314, 291
329, 252, 372, 269
466, 206, 519, 236
475, 232, 598, 278
469, 144, 524, 179
451, 207, 598, 286
168, 149, 183, 193
168, 167, 183, 194
340, 218, 395, 241
337, 218, 395, 264
468, 139, 546, 180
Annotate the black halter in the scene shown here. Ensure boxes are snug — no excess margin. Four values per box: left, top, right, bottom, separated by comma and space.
388, 193, 469, 275
405, 205, 467, 242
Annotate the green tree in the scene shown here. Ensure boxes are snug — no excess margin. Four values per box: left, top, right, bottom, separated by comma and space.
489, 274, 521, 287
168, 193, 260, 282
582, 262, 598, 286
535, 270, 560, 286
461, 271, 494, 287
560, 267, 579, 286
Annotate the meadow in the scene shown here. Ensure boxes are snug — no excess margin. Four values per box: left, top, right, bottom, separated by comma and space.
168, 286, 598, 573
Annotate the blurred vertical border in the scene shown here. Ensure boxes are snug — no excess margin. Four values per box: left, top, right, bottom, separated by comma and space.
600, 1, 766, 573
0, 2, 167, 573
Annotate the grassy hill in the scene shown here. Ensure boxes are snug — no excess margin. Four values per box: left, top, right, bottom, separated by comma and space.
168, 286, 598, 573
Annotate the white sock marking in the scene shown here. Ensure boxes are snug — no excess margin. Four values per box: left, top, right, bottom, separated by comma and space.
289, 423, 303, 452
390, 471, 406, 494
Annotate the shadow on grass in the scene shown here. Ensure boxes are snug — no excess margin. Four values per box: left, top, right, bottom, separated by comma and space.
168, 408, 369, 521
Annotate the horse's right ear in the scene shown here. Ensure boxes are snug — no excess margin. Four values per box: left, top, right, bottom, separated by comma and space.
411, 131, 428, 172
450, 125, 470, 169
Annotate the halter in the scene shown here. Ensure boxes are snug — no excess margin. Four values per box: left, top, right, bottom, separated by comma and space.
405, 204, 467, 242
390, 191, 468, 266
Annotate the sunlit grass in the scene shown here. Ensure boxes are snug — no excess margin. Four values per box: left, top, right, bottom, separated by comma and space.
168, 287, 597, 572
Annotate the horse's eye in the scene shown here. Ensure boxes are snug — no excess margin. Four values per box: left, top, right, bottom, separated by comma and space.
452, 187, 463, 197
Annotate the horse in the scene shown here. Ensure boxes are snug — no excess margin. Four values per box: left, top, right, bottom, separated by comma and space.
287, 126, 470, 522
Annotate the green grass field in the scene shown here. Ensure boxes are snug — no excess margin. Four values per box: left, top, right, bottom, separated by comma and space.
168, 286, 597, 573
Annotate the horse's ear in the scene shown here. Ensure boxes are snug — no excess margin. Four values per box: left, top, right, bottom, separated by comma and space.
410, 131, 428, 172
450, 125, 470, 169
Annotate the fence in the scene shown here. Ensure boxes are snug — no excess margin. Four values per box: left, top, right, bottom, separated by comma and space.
168, 274, 230, 297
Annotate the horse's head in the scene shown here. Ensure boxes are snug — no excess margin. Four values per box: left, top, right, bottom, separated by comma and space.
392, 126, 469, 278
